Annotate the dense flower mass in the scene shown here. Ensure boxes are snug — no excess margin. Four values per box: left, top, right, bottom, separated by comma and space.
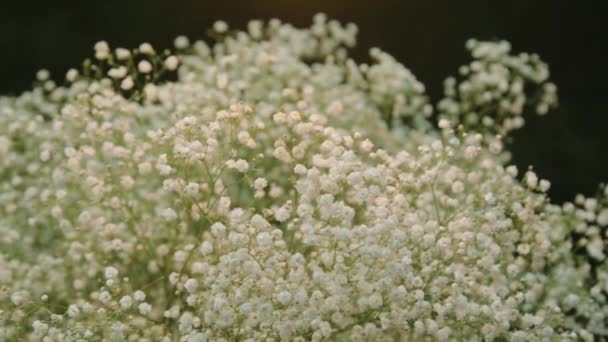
0, 14, 606, 341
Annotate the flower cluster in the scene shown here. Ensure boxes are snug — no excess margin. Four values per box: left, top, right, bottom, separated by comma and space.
0, 15, 605, 341
438, 39, 558, 136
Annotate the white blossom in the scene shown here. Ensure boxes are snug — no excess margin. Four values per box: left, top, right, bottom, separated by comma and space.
104, 266, 119, 279
138, 302, 152, 315
164, 56, 179, 71
138, 60, 153, 74
119, 295, 133, 310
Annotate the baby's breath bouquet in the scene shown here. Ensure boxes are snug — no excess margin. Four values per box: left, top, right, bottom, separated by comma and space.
1, 14, 606, 341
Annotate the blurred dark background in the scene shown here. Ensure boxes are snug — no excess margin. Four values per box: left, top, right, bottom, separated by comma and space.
1, 0, 606, 203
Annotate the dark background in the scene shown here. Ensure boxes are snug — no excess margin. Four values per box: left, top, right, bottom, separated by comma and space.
1, 0, 606, 203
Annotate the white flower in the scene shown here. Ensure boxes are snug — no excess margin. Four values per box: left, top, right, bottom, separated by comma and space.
273, 112, 287, 124
120, 76, 134, 91
256, 232, 272, 248
138, 162, 152, 175
273, 146, 292, 163
65, 68, 79, 82
36, 69, 50, 81
32, 320, 48, 335
346, 171, 363, 186
120, 175, 135, 190
104, 266, 119, 279
451, 181, 464, 193
184, 182, 199, 196
174, 35, 190, 49
94, 41, 110, 60
139, 42, 154, 55
119, 295, 133, 310
525, 171, 538, 188
273, 207, 290, 222
276, 291, 292, 305
138, 60, 153, 74
438, 118, 451, 129
213, 20, 228, 33
108, 66, 128, 79
254, 178, 268, 190
169, 272, 180, 285
539, 179, 551, 192
115, 48, 131, 60
360, 139, 374, 152
133, 291, 146, 302
161, 208, 178, 221
368, 292, 383, 309
199, 241, 213, 255
67, 304, 80, 318
234, 159, 249, 172
184, 278, 199, 293
210, 222, 226, 238
98, 291, 112, 304
164, 56, 179, 71
138, 302, 152, 315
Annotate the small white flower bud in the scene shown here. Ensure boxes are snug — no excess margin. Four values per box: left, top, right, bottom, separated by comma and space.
65, 68, 79, 82
184, 278, 199, 293
94, 41, 110, 60
36, 69, 50, 81
139, 42, 154, 55
164, 56, 179, 71
115, 48, 131, 60
121, 76, 134, 91
276, 291, 292, 305
174, 35, 190, 49
119, 296, 133, 310
104, 266, 119, 279
138, 60, 153, 74
213, 20, 228, 33
133, 290, 146, 302
138, 302, 152, 315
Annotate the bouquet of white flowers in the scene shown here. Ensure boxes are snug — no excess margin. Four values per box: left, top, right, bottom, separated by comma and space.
0, 14, 605, 341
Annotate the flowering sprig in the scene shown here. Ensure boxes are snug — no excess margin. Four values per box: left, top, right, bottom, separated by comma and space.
77, 40, 180, 102
438, 39, 558, 137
